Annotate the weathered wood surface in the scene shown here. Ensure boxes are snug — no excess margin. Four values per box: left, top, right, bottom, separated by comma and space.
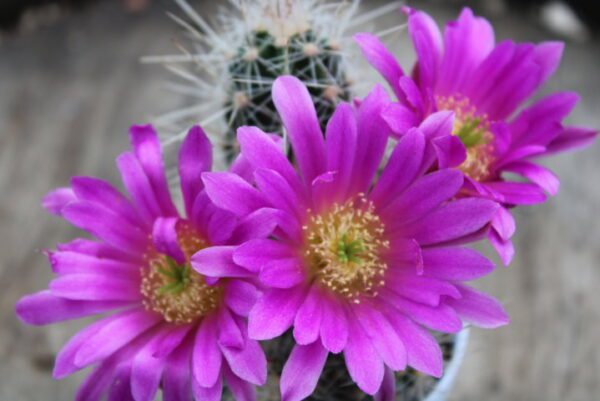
0, 1, 598, 400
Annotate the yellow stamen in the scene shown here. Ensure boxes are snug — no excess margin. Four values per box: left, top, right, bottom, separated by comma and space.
302, 195, 389, 302
436, 94, 495, 181
140, 222, 222, 324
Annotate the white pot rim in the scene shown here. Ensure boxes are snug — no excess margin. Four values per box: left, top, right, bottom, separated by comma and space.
423, 329, 470, 401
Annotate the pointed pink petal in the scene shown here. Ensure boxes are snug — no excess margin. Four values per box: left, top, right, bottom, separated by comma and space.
129, 124, 178, 216
272, 76, 326, 185
223, 362, 256, 401
325, 102, 358, 202
152, 217, 185, 264
220, 339, 267, 386
503, 161, 560, 196
16, 290, 127, 326
354, 302, 407, 370
386, 312, 443, 377
202, 172, 267, 217
351, 85, 391, 195
193, 314, 222, 388
281, 341, 329, 401
401, 198, 498, 245
354, 32, 405, 101
42, 187, 76, 216
421, 247, 495, 281
374, 367, 396, 401
233, 239, 296, 273
237, 126, 303, 195
179, 125, 212, 217
293, 284, 324, 345
447, 284, 510, 328
192, 374, 222, 401
192, 246, 252, 278
343, 319, 384, 395
248, 286, 306, 340
370, 129, 426, 208
437, 7, 495, 95
319, 296, 348, 353
224, 281, 260, 317
74, 309, 160, 368
71, 176, 144, 228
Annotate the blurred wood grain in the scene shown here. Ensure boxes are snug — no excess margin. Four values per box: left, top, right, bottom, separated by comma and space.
0, 1, 598, 400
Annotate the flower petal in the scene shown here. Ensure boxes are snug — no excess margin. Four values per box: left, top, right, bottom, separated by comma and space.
351, 85, 391, 194
437, 7, 495, 95
193, 314, 222, 388
153, 217, 186, 264
320, 296, 349, 353
354, 33, 405, 101
374, 367, 396, 401
380, 102, 420, 136
71, 176, 144, 228
281, 341, 329, 401
354, 302, 407, 370
401, 198, 498, 245
223, 362, 256, 401
382, 169, 463, 227
192, 374, 222, 401
405, 7, 443, 92
131, 333, 168, 401
61, 201, 149, 254
343, 319, 384, 395
503, 161, 560, 196
325, 102, 358, 202
49, 274, 140, 302
224, 281, 260, 317
385, 312, 443, 377
370, 129, 426, 208
272, 76, 326, 185
16, 290, 127, 326
293, 284, 324, 345
192, 246, 252, 278
129, 124, 178, 216
220, 339, 267, 386
42, 187, 76, 216
179, 125, 213, 217
446, 284, 509, 328
74, 308, 161, 368
260, 258, 305, 289
163, 338, 193, 401
233, 239, 295, 273
248, 286, 306, 340
421, 247, 495, 281
237, 125, 303, 195
202, 172, 267, 217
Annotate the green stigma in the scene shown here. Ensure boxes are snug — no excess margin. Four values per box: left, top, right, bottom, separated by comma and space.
156, 257, 192, 295
337, 234, 365, 264
455, 116, 489, 148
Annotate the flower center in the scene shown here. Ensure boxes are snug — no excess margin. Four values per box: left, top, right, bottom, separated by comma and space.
436, 95, 495, 181
140, 223, 222, 324
302, 196, 389, 302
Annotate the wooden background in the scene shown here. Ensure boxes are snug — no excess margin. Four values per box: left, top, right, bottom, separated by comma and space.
0, 1, 598, 400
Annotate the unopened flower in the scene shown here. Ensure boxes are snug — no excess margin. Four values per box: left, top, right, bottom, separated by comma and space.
356, 7, 597, 265
16, 125, 267, 401
199, 76, 509, 400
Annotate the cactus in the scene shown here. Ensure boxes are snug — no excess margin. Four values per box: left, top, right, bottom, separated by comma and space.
145, 0, 401, 167
221, 27, 351, 161
219, 332, 459, 401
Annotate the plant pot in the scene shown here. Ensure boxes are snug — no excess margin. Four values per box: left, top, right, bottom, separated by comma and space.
424, 329, 470, 401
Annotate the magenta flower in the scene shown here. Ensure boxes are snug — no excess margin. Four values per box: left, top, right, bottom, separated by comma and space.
16, 125, 267, 401
199, 76, 509, 400
355, 7, 597, 264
